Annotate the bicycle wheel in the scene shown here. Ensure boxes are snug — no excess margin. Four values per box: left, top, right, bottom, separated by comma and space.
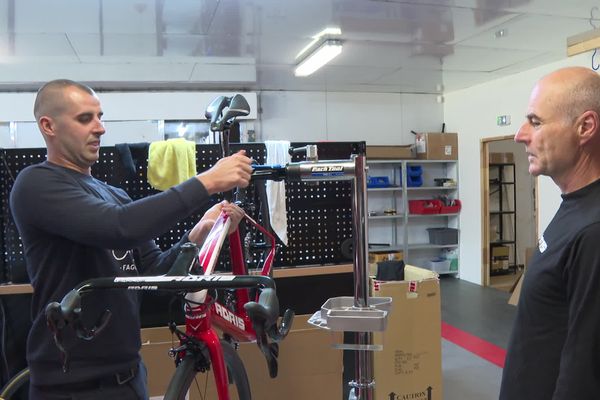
164, 340, 251, 400
0, 368, 30, 400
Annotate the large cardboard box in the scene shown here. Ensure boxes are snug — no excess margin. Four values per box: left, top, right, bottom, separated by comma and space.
141, 314, 342, 400
508, 273, 523, 306
489, 152, 514, 164
367, 145, 416, 159
491, 245, 510, 271
415, 133, 458, 160
369, 250, 404, 264
371, 265, 442, 400
508, 247, 534, 306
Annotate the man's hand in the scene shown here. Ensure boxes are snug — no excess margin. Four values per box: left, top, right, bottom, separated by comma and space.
197, 150, 253, 195
187, 201, 245, 244
221, 201, 245, 233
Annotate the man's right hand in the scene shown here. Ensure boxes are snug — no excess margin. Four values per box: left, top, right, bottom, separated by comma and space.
197, 150, 253, 195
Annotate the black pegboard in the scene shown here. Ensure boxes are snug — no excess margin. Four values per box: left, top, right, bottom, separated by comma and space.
0, 142, 364, 283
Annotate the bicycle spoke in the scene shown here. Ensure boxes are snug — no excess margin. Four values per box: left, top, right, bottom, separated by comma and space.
190, 372, 209, 400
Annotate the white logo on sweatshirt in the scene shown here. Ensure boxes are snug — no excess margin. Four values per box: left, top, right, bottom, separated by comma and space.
538, 236, 547, 253
112, 249, 138, 272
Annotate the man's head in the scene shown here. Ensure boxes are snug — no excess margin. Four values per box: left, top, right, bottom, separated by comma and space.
34, 79, 105, 175
515, 67, 600, 191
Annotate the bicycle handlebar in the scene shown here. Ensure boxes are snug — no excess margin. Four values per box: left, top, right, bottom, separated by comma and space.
46, 273, 277, 330
44, 271, 287, 372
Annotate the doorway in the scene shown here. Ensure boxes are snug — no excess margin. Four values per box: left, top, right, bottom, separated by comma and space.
481, 136, 537, 289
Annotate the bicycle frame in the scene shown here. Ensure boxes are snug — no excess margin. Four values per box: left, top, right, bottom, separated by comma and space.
180, 210, 278, 400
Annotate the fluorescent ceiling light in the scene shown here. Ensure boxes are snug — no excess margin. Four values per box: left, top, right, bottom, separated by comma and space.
567, 27, 600, 56
294, 39, 342, 77
295, 27, 342, 60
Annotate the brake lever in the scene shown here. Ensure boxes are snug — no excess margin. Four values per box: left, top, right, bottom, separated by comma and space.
269, 308, 294, 342
45, 291, 112, 372
44, 301, 70, 371
73, 309, 112, 341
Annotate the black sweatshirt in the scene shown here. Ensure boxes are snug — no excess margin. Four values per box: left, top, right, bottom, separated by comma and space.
500, 178, 600, 399
10, 161, 209, 386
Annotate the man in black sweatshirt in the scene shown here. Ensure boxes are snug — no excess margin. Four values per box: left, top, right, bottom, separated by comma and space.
500, 67, 600, 399
10, 79, 252, 399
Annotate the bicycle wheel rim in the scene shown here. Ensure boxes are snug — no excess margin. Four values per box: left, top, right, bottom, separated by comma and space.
0, 368, 30, 399
164, 340, 251, 400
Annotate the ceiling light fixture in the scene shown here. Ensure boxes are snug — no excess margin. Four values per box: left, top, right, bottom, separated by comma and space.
295, 27, 342, 60
567, 27, 600, 56
294, 39, 343, 77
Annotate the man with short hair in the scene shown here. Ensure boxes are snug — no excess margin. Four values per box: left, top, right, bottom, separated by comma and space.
500, 66, 600, 399
10, 79, 252, 399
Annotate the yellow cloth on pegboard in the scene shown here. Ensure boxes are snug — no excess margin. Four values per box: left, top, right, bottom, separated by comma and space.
147, 138, 197, 191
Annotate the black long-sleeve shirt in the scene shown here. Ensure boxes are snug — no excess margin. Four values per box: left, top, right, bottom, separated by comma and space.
10, 161, 209, 386
500, 178, 600, 399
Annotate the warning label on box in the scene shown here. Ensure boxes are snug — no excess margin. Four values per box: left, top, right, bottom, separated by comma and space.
394, 350, 429, 375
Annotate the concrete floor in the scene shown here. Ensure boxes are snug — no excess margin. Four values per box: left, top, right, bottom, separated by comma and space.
440, 275, 515, 400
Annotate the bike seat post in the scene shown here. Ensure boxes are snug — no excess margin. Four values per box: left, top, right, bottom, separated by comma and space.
220, 129, 230, 159
220, 128, 233, 202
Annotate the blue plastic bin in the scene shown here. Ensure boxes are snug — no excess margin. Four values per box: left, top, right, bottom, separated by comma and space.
367, 176, 391, 188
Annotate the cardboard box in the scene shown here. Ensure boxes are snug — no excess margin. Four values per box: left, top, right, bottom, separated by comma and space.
508, 247, 534, 306
371, 265, 442, 400
508, 272, 523, 306
491, 246, 510, 271
367, 145, 415, 159
415, 133, 458, 160
490, 152, 514, 164
141, 315, 342, 400
369, 251, 403, 264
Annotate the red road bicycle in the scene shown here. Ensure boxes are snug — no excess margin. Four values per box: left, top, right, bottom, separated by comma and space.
45, 206, 293, 400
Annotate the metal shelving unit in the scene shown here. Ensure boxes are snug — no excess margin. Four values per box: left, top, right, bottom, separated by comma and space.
489, 162, 517, 275
366, 159, 460, 275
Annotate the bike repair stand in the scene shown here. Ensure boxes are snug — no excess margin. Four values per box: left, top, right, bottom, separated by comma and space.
304, 148, 392, 400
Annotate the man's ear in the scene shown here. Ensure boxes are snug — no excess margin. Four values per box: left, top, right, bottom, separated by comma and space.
38, 116, 55, 137
578, 110, 599, 145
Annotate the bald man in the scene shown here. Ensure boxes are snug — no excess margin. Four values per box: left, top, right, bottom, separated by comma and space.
500, 67, 600, 399
10, 79, 251, 399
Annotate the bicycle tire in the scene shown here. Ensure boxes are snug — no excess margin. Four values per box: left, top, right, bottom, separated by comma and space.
0, 368, 29, 400
164, 339, 251, 400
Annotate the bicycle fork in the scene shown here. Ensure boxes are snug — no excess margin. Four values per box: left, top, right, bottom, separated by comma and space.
177, 302, 233, 400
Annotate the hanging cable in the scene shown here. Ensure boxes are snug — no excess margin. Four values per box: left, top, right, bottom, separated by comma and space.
590, 6, 600, 28
592, 49, 600, 70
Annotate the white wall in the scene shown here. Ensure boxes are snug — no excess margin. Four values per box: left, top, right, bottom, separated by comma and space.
0, 91, 258, 147
1, 90, 441, 147
258, 91, 443, 143
0, 92, 258, 122
444, 53, 589, 284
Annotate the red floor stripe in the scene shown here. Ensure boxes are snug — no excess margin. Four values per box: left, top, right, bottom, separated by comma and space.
441, 321, 506, 368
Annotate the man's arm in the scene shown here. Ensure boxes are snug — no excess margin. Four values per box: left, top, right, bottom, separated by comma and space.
11, 152, 252, 250
11, 166, 208, 249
